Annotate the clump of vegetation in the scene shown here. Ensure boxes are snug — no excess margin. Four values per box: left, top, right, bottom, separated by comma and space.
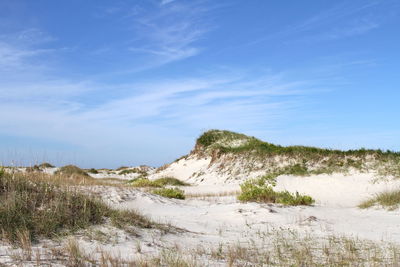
0, 170, 156, 242
238, 175, 314, 206
152, 188, 185, 199
116, 166, 129, 171
154, 177, 189, 186
130, 178, 161, 187
39, 162, 54, 168
359, 189, 400, 210
195, 130, 400, 177
119, 168, 147, 176
55, 165, 89, 177
130, 177, 188, 188
25, 165, 42, 172
87, 168, 99, 174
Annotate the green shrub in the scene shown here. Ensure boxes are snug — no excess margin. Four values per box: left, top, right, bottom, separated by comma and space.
55, 165, 89, 177
152, 188, 185, 199
238, 176, 314, 206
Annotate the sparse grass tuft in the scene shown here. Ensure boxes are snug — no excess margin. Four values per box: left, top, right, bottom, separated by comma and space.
152, 188, 185, 199
359, 189, 400, 210
55, 165, 89, 177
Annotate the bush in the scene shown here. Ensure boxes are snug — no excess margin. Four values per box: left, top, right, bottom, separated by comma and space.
238, 176, 314, 206
0, 172, 155, 242
55, 165, 89, 177
152, 188, 185, 199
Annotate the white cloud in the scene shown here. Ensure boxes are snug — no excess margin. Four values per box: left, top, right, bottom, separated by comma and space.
128, 0, 211, 67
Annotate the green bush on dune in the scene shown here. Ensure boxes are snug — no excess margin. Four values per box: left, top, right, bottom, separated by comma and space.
238, 175, 314, 206
151, 187, 185, 199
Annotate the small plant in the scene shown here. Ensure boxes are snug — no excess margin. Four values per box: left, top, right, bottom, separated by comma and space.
55, 165, 89, 177
359, 189, 400, 210
238, 175, 314, 206
152, 188, 185, 199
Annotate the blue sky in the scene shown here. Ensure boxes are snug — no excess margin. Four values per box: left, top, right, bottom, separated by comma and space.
0, 0, 399, 168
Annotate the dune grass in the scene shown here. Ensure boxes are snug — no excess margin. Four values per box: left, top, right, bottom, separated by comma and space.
55, 165, 89, 177
196, 130, 400, 176
238, 175, 314, 206
152, 188, 185, 199
130, 177, 189, 188
0, 169, 156, 242
359, 189, 400, 210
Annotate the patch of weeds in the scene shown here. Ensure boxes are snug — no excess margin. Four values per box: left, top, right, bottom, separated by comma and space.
152, 188, 185, 200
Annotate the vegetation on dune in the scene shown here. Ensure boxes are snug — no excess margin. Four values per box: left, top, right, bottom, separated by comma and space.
87, 168, 99, 174
0, 169, 156, 242
238, 174, 314, 206
197, 130, 400, 158
195, 130, 400, 177
359, 189, 400, 210
55, 165, 89, 177
38, 162, 55, 168
154, 177, 189, 186
119, 168, 146, 176
152, 188, 186, 200
130, 177, 189, 188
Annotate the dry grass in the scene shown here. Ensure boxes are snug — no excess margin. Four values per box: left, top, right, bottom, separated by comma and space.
359, 189, 400, 210
0, 170, 159, 243
2, 228, 399, 266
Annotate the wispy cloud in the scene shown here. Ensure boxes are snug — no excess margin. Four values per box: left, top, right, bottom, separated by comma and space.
127, 0, 212, 67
